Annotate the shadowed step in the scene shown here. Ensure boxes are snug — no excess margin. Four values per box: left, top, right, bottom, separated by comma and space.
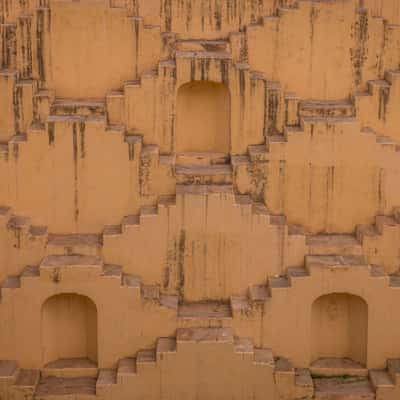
42, 358, 98, 378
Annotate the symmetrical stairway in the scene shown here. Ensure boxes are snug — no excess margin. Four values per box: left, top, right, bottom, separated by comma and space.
3, 350, 400, 399
2, 1, 400, 399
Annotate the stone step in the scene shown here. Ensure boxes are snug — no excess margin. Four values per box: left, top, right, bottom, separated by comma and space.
369, 265, 386, 278
35, 376, 97, 399
40, 255, 103, 270
233, 338, 254, 355
40, 255, 104, 280
178, 302, 232, 320
176, 184, 233, 196
141, 284, 160, 300
0, 276, 21, 302
175, 40, 230, 54
47, 115, 106, 124
14, 369, 40, 393
7, 215, 30, 231
30, 225, 48, 238
103, 224, 122, 237
295, 368, 313, 388
369, 369, 395, 390
387, 359, 400, 385
254, 349, 275, 366
287, 268, 309, 285
230, 296, 251, 314
0, 360, 18, 382
96, 369, 117, 389
299, 100, 355, 118
306, 255, 368, 272
156, 337, 177, 358
249, 284, 269, 302
117, 358, 137, 383
121, 215, 140, 231
389, 276, 400, 287
393, 207, 400, 223
160, 294, 178, 310
368, 79, 390, 95
51, 98, 105, 116
175, 152, 230, 166
356, 224, 379, 243
275, 357, 294, 373
176, 327, 234, 344
375, 216, 399, 235
306, 234, 362, 256
175, 164, 232, 185
103, 264, 122, 278
313, 377, 375, 399
42, 358, 98, 378
248, 144, 268, 161
310, 358, 368, 377
269, 276, 290, 290
376, 136, 397, 150
301, 116, 358, 131
176, 49, 231, 60
136, 350, 156, 366
2, 276, 21, 289
21, 266, 40, 279
122, 274, 141, 289
47, 234, 102, 256
0, 207, 12, 221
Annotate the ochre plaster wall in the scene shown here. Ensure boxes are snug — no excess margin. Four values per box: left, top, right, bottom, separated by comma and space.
1, 0, 400, 399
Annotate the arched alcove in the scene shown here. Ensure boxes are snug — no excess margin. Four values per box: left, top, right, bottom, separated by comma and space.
176, 81, 230, 153
311, 293, 368, 365
41, 294, 97, 366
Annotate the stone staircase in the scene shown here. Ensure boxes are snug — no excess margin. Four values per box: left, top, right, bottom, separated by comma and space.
175, 39, 231, 60
46, 234, 103, 256
3, 186, 400, 295
236, 251, 397, 313
173, 154, 233, 187
2, 221, 398, 331
306, 234, 363, 257
2, 0, 400, 147
50, 99, 106, 117
177, 301, 232, 327
41, 358, 98, 379
0, 254, 178, 311
310, 358, 369, 378
299, 100, 355, 119
35, 358, 98, 399
12, 369, 41, 399
175, 163, 233, 185
370, 359, 400, 399
99, 327, 312, 399
0, 328, 314, 399
6, 350, 396, 400
313, 377, 375, 400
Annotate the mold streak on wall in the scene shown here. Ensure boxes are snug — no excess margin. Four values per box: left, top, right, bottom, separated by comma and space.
1, 0, 400, 399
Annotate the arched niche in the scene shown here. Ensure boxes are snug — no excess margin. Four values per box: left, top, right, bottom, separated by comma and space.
41, 293, 98, 366
176, 80, 230, 154
311, 293, 368, 365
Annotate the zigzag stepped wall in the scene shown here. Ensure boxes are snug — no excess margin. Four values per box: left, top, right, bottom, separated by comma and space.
1, 0, 400, 399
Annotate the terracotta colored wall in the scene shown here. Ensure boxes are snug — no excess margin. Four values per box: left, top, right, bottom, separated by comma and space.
1, 0, 400, 398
